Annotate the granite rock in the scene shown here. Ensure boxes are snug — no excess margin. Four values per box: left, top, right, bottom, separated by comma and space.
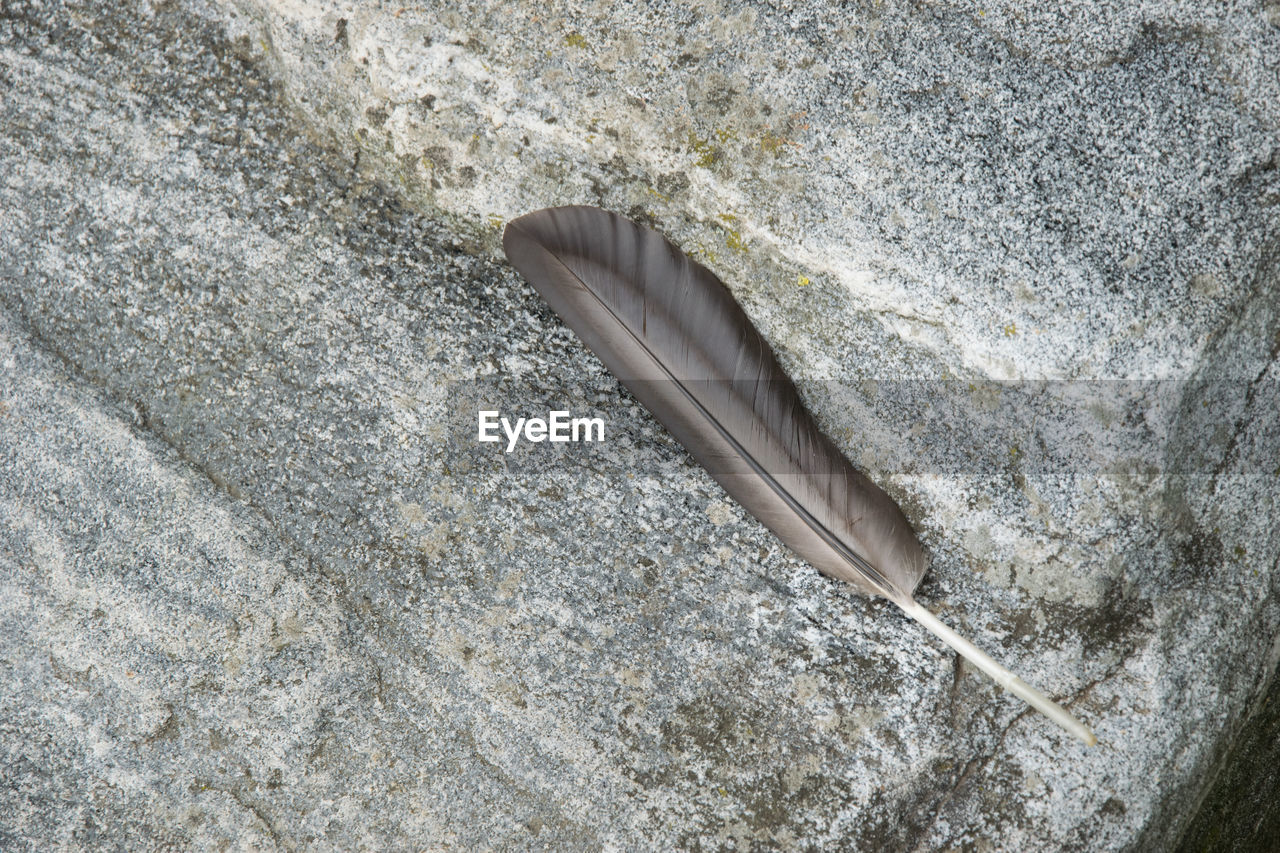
1, 0, 1279, 850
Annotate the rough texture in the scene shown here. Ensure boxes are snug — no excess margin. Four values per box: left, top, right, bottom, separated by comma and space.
0, 0, 1278, 850
1176, 653, 1280, 853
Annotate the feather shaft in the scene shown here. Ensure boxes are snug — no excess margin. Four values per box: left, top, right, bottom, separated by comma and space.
898, 599, 1097, 745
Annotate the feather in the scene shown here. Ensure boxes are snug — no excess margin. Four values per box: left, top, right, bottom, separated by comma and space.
503, 205, 1097, 746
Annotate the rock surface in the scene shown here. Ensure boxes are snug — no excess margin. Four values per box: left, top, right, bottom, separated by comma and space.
1, 0, 1278, 850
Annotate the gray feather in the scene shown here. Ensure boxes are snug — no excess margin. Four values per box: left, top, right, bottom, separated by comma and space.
503, 205, 1099, 745
503, 205, 927, 604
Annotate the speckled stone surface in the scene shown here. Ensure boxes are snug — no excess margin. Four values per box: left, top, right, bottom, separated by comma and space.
1, 0, 1278, 850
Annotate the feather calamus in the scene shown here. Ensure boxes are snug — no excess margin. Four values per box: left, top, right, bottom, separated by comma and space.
502, 205, 1096, 746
